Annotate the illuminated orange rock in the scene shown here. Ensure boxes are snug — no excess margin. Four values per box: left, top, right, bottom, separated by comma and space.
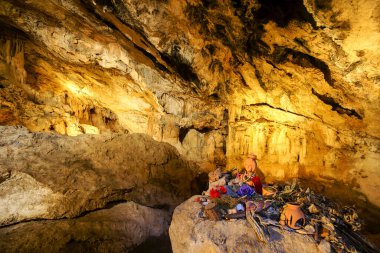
0, 0, 379, 208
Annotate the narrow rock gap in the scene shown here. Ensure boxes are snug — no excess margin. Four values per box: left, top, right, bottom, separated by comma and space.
133, 43, 170, 74
244, 102, 313, 119
0, 199, 131, 229
0, 192, 175, 230
265, 59, 294, 78
254, 0, 317, 28
178, 127, 189, 143
294, 38, 311, 52
129, 234, 172, 253
237, 72, 250, 88
251, 63, 267, 90
272, 46, 334, 87
179, 126, 215, 143
312, 89, 362, 119
160, 47, 201, 88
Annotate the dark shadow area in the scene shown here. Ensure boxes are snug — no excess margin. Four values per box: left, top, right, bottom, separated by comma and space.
298, 178, 380, 251
273, 46, 334, 87
191, 172, 209, 195
160, 44, 200, 87
178, 127, 190, 143
179, 126, 215, 144
312, 89, 362, 119
0, 22, 29, 41
130, 234, 172, 253
254, 0, 317, 28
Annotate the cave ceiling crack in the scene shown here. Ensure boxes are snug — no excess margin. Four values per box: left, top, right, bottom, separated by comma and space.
232, 118, 302, 130
272, 46, 334, 87
79, 0, 172, 77
264, 59, 295, 78
243, 102, 314, 120
311, 89, 362, 120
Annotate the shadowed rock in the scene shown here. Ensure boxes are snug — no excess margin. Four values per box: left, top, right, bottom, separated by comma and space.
0, 202, 170, 253
0, 126, 199, 226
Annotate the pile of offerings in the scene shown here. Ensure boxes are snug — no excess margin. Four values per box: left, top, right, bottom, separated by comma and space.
196, 168, 377, 253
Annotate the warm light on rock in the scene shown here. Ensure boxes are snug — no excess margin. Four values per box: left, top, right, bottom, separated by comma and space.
0, 0, 379, 251
64, 81, 91, 96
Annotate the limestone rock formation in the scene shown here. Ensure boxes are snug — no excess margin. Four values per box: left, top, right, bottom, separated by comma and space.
0, 125, 199, 226
170, 196, 321, 253
0, 0, 379, 208
0, 202, 170, 253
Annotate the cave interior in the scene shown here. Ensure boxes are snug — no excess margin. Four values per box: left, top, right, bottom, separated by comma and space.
0, 0, 379, 252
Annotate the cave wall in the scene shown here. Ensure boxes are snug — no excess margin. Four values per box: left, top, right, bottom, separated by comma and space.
0, 0, 379, 206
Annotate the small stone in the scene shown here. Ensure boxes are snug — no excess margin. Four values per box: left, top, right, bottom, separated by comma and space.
304, 225, 315, 234
318, 240, 331, 253
308, 204, 320, 214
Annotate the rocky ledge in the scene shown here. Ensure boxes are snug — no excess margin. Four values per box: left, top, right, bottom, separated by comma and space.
170, 196, 328, 253
0, 201, 170, 253
0, 126, 201, 227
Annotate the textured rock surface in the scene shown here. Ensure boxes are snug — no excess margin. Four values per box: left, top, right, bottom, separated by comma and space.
0, 125, 199, 226
169, 196, 320, 253
0, 0, 379, 208
0, 202, 170, 253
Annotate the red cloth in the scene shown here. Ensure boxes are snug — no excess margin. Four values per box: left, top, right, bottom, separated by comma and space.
251, 176, 263, 195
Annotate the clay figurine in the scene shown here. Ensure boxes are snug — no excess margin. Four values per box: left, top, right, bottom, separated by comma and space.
240, 153, 263, 194
279, 203, 306, 229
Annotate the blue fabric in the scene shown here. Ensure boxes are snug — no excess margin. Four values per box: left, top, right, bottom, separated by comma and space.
237, 184, 255, 197
225, 185, 239, 198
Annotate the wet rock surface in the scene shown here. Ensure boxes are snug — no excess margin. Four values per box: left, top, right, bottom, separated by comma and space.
0, 125, 199, 226
0, 202, 170, 253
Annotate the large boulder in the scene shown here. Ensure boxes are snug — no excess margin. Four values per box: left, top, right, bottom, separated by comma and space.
0, 202, 170, 253
169, 196, 321, 253
0, 126, 200, 226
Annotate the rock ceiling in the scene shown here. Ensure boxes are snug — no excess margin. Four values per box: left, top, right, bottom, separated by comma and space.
0, 0, 379, 207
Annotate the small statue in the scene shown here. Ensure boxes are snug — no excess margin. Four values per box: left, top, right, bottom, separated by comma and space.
244, 153, 257, 173
241, 153, 263, 194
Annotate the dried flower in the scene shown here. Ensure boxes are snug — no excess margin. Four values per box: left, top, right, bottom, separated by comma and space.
219, 186, 227, 194
210, 188, 221, 198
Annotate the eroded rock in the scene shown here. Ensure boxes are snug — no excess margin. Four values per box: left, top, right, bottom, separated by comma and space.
0, 126, 199, 226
